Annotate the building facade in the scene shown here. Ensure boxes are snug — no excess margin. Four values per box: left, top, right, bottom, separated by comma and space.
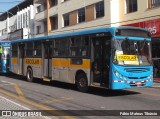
0, 0, 34, 40
34, 0, 112, 37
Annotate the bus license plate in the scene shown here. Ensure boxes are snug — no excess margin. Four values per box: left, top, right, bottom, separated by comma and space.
135, 82, 142, 86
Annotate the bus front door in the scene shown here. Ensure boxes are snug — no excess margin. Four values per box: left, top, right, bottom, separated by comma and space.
92, 37, 110, 87
18, 44, 25, 75
43, 42, 52, 78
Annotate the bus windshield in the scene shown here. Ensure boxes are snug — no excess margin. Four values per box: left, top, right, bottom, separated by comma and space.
113, 38, 152, 66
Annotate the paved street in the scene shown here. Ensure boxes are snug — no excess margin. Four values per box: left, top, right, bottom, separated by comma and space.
0, 74, 160, 119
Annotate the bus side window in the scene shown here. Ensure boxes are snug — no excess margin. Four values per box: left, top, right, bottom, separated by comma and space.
34, 41, 42, 57
70, 37, 77, 56
70, 36, 89, 57
54, 38, 69, 57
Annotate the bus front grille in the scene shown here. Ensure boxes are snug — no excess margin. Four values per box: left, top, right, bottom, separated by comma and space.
128, 76, 148, 79
124, 68, 150, 73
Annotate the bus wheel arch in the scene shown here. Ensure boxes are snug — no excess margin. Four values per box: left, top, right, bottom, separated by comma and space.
75, 70, 89, 92
26, 66, 33, 82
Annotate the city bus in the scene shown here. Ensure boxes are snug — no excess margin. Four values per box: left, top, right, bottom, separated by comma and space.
0, 41, 11, 73
10, 26, 153, 92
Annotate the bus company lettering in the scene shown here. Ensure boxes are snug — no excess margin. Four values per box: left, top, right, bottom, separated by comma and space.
117, 55, 137, 61
25, 59, 40, 65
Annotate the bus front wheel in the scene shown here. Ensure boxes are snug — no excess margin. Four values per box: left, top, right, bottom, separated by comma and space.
26, 68, 33, 82
76, 73, 88, 92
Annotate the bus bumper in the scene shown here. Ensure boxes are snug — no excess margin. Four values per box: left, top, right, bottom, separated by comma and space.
111, 80, 153, 90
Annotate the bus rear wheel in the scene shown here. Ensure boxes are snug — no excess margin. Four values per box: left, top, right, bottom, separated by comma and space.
26, 68, 33, 82
76, 73, 88, 92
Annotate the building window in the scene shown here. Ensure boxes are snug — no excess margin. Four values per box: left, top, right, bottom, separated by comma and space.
50, 15, 58, 30
126, 0, 137, 13
63, 13, 69, 27
95, 1, 104, 18
78, 8, 85, 23
149, 0, 160, 8
36, 5, 41, 13
36, 25, 41, 34
50, 0, 58, 7
43, 21, 47, 32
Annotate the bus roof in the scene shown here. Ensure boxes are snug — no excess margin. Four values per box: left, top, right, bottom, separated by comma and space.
11, 26, 149, 43
0, 41, 11, 46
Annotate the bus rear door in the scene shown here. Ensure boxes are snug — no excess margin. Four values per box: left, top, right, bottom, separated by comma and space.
18, 44, 25, 75
43, 41, 52, 79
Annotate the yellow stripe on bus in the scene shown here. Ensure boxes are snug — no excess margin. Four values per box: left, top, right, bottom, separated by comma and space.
52, 58, 90, 69
12, 58, 18, 64
24, 58, 42, 66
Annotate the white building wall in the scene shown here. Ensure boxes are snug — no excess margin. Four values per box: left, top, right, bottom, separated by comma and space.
8, 15, 17, 33
17, 5, 34, 38
0, 20, 7, 36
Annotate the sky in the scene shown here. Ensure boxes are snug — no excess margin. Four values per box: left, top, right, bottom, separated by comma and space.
0, 0, 25, 13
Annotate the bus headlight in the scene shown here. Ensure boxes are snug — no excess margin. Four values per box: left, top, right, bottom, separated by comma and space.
114, 70, 119, 77
148, 74, 153, 80
120, 75, 123, 79
123, 77, 127, 81
114, 70, 127, 80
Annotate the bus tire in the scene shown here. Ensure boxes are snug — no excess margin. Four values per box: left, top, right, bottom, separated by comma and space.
26, 68, 33, 82
76, 73, 88, 92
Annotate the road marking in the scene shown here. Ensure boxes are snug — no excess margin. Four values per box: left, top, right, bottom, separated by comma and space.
41, 97, 74, 104
1, 80, 15, 85
0, 81, 25, 97
0, 89, 75, 119
0, 84, 13, 87
13, 84, 25, 97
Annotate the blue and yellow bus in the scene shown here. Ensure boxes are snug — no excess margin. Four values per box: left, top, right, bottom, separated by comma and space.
10, 26, 153, 92
0, 41, 11, 73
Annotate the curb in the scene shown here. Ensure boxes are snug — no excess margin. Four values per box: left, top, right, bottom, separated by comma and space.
153, 78, 160, 83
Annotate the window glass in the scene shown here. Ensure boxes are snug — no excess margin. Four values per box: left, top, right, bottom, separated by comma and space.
54, 38, 69, 57
149, 0, 160, 8
63, 13, 69, 27
126, 0, 137, 13
95, 1, 104, 18
12, 44, 18, 57
78, 8, 85, 23
70, 36, 90, 57
26, 42, 33, 57
34, 41, 42, 57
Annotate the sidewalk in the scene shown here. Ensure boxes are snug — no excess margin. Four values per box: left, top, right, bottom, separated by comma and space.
153, 78, 160, 88
0, 96, 52, 119
154, 78, 160, 83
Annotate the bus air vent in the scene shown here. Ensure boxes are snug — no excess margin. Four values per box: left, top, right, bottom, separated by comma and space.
124, 68, 149, 73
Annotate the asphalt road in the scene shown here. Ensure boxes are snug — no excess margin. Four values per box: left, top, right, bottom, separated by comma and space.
0, 73, 160, 119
